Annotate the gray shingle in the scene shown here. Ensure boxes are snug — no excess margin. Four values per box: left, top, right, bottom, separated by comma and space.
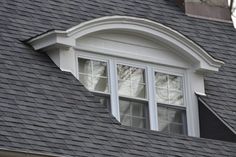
0, 0, 236, 156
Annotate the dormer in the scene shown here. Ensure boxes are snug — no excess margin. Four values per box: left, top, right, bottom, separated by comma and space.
28, 16, 224, 137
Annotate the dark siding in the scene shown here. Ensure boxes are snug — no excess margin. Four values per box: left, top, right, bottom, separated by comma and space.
199, 100, 236, 142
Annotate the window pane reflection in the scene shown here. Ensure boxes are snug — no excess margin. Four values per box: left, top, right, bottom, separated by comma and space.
117, 64, 146, 99
120, 99, 149, 129
79, 58, 92, 74
79, 74, 93, 91
155, 72, 184, 106
78, 58, 109, 93
158, 105, 187, 135
93, 61, 107, 77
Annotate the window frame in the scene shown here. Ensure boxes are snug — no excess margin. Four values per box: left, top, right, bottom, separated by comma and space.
153, 68, 188, 133
115, 61, 150, 128
76, 51, 192, 135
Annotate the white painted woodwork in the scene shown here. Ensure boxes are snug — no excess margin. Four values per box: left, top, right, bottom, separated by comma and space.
76, 32, 192, 68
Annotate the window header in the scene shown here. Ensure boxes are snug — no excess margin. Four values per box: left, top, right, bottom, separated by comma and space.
28, 16, 224, 72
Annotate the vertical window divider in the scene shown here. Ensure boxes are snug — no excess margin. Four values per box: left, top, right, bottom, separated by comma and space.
91, 60, 94, 88
130, 68, 132, 97
109, 59, 120, 121
147, 67, 158, 131
167, 75, 170, 105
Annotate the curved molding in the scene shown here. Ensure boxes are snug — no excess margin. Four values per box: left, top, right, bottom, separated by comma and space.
28, 16, 224, 72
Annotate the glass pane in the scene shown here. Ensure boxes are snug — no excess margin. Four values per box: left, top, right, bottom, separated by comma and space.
131, 83, 146, 98
158, 106, 168, 121
118, 80, 131, 96
168, 108, 183, 123
79, 74, 93, 90
78, 58, 92, 74
131, 67, 145, 83
169, 90, 183, 106
155, 72, 184, 106
93, 60, 107, 77
155, 73, 168, 88
170, 124, 183, 134
120, 115, 131, 127
156, 88, 168, 104
94, 94, 111, 111
159, 121, 169, 132
119, 99, 148, 129
132, 102, 144, 117
120, 100, 130, 115
132, 117, 145, 128
117, 64, 131, 80
169, 75, 182, 90
157, 105, 186, 135
117, 64, 146, 99
93, 77, 108, 93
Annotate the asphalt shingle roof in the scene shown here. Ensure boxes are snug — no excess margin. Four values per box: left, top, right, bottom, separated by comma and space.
0, 0, 236, 156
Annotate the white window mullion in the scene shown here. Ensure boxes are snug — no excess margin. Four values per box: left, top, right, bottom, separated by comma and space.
109, 59, 120, 121
147, 67, 158, 130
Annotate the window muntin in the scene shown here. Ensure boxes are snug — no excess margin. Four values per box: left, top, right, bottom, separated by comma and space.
117, 64, 149, 129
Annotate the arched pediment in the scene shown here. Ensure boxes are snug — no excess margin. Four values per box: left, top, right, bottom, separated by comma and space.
28, 16, 223, 72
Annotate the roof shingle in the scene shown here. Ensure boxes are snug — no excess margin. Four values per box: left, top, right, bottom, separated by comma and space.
0, 0, 236, 156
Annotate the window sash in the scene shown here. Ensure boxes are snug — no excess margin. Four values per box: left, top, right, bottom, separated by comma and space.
78, 57, 110, 94
117, 63, 148, 100
119, 97, 149, 129
157, 103, 187, 135
154, 72, 185, 107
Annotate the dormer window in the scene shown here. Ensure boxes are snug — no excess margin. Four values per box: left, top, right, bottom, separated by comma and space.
28, 16, 224, 137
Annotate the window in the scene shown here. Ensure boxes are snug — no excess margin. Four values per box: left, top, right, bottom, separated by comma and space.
78, 57, 188, 134
155, 72, 187, 134
117, 64, 149, 129
78, 58, 111, 110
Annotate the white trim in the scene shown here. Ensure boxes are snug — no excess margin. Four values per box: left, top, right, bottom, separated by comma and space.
28, 16, 224, 72
186, 69, 200, 137
74, 46, 190, 69
198, 97, 236, 135
110, 59, 120, 120
195, 91, 206, 97
147, 67, 158, 130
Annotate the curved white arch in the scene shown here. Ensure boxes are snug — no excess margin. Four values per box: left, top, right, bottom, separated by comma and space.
28, 16, 223, 72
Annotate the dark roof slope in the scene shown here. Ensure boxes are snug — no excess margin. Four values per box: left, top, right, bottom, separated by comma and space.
0, 0, 236, 156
